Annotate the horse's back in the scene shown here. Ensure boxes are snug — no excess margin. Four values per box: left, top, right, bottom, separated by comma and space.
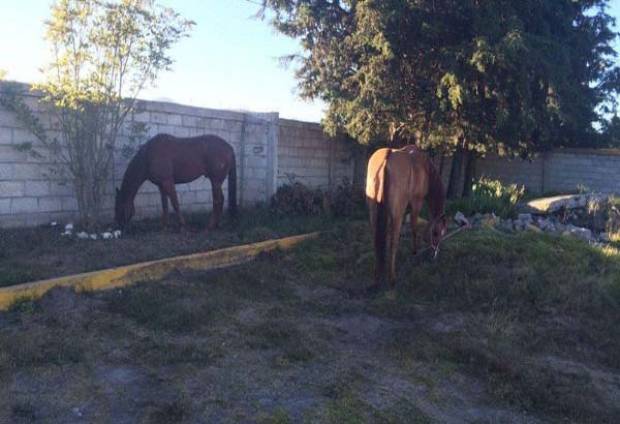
142, 134, 234, 183
366, 147, 430, 204
366, 148, 391, 202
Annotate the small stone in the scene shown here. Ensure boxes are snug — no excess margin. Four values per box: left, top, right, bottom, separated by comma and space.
113, 230, 122, 239
77, 231, 89, 239
50, 221, 57, 227
454, 211, 469, 227
89, 234, 98, 240
562, 226, 593, 242
65, 223, 74, 231
101, 232, 113, 240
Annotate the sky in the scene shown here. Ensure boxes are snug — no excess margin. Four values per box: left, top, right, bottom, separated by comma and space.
0, 0, 326, 122
1, 0, 619, 123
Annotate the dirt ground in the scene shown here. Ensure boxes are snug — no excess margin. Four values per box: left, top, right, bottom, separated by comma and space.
1, 223, 619, 423
0, 209, 333, 287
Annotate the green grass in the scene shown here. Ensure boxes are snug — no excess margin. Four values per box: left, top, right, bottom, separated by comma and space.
288, 223, 620, 421
1, 220, 619, 422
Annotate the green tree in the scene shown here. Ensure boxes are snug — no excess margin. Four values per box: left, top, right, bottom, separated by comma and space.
0, 0, 193, 226
259, 0, 620, 196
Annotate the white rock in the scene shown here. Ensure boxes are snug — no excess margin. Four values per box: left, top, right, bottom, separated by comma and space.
77, 231, 89, 239
454, 211, 469, 227
101, 232, 113, 240
89, 234, 98, 240
50, 221, 57, 227
562, 225, 593, 242
113, 230, 122, 239
65, 223, 74, 231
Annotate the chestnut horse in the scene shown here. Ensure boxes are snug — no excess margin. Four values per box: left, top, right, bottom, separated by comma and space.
115, 134, 237, 230
366, 145, 447, 286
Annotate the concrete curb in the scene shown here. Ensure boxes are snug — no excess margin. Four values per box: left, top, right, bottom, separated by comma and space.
0, 232, 321, 310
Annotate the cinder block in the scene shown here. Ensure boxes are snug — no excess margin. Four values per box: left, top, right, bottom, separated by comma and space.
0, 164, 14, 180
11, 128, 38, 145
0, 181, 23, 197
0, 145, 28, 163
0, 128, 12, 144
150, 112, 169, 124
10, 197, 38, 213
49, 182, 74, 196
13, 163, 47, 180
167, 114, 183, 126
61, 197, 79, 212
25, 181, 50, 196
38, 197, 62, 212
0, 110, 20, 127
0, 198, 10, 214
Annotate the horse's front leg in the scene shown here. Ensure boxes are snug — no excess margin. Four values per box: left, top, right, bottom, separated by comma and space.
208, 180, 224, 231
409, 199, 423, 255
158, 185, 169, 228
162, 180, 185, 228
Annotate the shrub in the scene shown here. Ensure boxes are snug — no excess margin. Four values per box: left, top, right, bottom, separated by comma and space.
447, 177, 525, 219
327, 178, 366, 218
271, 178, 365, 218
271, 181, 325, 216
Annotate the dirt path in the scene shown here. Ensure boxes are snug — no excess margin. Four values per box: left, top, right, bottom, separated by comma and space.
0, 280, 541, 423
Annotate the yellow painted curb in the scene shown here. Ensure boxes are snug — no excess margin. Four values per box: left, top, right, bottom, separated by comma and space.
0, 232, 321, 311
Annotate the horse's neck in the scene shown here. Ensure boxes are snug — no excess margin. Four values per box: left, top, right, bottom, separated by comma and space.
427, 162, 446, 218
120, 152, 147, 201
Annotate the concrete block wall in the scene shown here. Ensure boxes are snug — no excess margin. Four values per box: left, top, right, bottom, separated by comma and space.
0, 82, 280, 228
278, 119, 355, 190
7, 79, 618, 229
477, 149, 620, 194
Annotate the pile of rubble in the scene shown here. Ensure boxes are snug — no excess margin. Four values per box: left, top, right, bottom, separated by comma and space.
455, 193, 620, 244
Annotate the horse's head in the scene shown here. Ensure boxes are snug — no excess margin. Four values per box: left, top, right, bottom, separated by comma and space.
428, 214, 448, 258
115, 188, 135, 229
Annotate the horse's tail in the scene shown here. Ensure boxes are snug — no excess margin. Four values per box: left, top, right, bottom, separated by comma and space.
367, 149, 390, 282
228, 150, 238, 217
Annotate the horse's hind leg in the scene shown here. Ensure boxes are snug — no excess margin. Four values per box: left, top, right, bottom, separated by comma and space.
367, 199, 383, 287
158, 185, 169, 228
387, 206, 405, 287
208, 179, 224, 231
162, 180, 185, 228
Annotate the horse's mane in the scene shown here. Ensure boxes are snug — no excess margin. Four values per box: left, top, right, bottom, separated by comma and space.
119, 143, 148, 200
426, 157, 446, 218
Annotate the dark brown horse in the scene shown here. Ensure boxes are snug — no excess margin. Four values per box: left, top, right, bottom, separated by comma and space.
115, 134, 237, 230
366, 145, 447, 287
